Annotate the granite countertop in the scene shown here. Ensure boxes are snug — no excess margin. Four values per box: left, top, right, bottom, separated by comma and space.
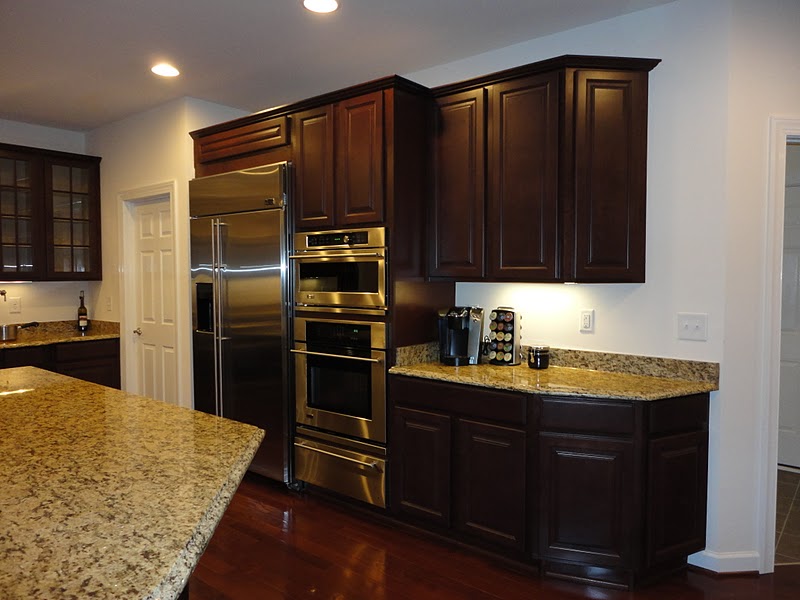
389, 361, 717, 401
0, 367, 264, 600
0, 320, 120, 348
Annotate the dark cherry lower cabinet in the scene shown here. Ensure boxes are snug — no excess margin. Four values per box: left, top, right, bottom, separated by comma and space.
389, 375, 709, 589
1, 338, 121, 389
390, 376, 528, 557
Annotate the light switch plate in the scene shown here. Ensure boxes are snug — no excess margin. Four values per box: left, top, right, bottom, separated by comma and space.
677, 312, 708, 341
9, 297, 20, 314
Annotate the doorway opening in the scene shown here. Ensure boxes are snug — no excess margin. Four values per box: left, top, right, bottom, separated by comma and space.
763, 119, 800, 573
776, 139, 800, 564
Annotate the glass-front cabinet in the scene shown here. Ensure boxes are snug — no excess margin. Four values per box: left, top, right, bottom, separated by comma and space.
0, 143, 101, 281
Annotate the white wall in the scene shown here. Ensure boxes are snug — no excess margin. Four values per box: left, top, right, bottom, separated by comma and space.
0, 118, 85, 154
85, 97, 247, 405
407, 0, 800, 574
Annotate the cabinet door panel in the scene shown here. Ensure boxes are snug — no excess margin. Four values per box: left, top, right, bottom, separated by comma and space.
488, 73, 559, 281
45, 157, 102, 280
335, 91, 384, 225
539, 433, 635, 567
572, 70, 648, 282
0, 147, 46, 280
431, 89, 485, 278
292, 106, 335, 229
647, 431, 708, 566
391, 407, 452, 527
456, 419, 526, 552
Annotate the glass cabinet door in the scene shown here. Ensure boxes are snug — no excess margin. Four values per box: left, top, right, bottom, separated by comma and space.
51, 163, 91, 274
45, 156, 101, 280
0, 152, 44, 279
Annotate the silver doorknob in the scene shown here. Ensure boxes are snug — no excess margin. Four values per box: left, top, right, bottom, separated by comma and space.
133, 328, 142, 336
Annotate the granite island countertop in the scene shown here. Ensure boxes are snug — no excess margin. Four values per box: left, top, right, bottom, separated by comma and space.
389, 361, 718, 401
0, 367, 263, 600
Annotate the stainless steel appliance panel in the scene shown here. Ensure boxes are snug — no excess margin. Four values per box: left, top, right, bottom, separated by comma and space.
294, 430, 387, 508
189, 163, 288, 217
190, 161, 290, 483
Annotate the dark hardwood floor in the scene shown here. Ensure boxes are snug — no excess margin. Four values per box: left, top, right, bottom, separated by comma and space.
189, 474, 800, 600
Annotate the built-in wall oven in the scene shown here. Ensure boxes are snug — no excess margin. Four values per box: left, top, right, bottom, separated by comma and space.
292, 316, 387, 507
290, 227, 387, 314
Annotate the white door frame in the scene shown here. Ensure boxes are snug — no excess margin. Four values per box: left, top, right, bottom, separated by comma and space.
118, 180, 190, 407
760, 117, 800, 573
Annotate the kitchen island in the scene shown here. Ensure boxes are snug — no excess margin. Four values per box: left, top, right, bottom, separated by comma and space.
0, 367, 263, 600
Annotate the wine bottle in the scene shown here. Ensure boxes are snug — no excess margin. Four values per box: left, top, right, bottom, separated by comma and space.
78, 290, 89, 333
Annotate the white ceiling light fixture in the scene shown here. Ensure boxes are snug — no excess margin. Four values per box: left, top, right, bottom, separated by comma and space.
303, 0, 339, 14
151, 62, 180, 77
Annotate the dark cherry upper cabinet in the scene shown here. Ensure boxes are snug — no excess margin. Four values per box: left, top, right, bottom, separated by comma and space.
430, 56, 659, 283
564, 69, 650, 282
293, 91, 384, 230
335, 92, 384, 225
0, 143, 101, 281
430, 89, 485, 278
487, 73, 559, 280
292, 105, 335, 229
191, 115, 292, 177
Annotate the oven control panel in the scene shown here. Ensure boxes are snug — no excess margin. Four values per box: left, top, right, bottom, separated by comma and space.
295, 226, 385, 251
307, 231, 368, 247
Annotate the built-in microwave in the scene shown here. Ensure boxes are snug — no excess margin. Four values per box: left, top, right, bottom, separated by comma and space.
290, 227, 386, 314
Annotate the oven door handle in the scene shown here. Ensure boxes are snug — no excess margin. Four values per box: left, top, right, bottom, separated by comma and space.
288, 253, 384, 260
290, 348, 382, 364
294, 441, 383, 472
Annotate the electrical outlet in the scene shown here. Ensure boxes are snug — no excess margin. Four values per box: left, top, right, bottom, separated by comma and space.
9, 297, 21, 314
677, 312, 708, 341
105, 295, 112, 312
580, 309, 595, 333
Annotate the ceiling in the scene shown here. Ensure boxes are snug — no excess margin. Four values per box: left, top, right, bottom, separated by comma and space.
0, 0, 673, 132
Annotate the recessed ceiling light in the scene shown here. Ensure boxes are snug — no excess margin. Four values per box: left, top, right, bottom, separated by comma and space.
304, 0, 338, 13
151, 63, 180, 77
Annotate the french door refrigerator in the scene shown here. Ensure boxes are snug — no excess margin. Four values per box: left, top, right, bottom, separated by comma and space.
189, 162, 290, 482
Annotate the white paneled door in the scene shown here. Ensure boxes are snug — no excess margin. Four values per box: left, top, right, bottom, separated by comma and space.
131, 198, 178, 404
780, 142, 800, 468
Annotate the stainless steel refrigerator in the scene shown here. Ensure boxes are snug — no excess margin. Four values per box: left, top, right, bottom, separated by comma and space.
189, 162, 290, 482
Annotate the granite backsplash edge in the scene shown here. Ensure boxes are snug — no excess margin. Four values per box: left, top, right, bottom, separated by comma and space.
394, 341, 719, 386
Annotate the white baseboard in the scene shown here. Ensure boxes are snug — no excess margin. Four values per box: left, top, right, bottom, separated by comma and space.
689, 549, 761, 573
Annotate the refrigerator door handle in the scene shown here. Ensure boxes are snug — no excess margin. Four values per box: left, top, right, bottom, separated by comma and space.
212, 220, 224, 417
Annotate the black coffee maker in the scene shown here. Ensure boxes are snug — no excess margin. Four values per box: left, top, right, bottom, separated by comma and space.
438, 307, 484, 366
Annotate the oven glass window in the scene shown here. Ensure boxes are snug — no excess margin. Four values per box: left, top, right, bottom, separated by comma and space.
297, 261, 379, 293
307, 352, 372, 419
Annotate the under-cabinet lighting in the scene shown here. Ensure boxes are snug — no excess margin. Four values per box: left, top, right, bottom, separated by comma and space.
151, 63, 180, 77
304, 0, 339, 13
